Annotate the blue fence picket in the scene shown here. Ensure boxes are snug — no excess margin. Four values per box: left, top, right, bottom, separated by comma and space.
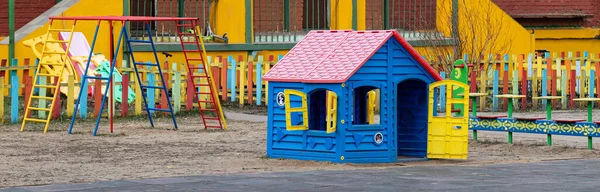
440, 71, 446, 112
10, 75, 18, 123
256, 56, 263, 106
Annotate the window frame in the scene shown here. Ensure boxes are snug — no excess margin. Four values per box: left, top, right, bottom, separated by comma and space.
349, 82, 384, 131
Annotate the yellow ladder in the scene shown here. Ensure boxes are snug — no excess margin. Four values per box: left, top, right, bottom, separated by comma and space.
21, 20, 76, 133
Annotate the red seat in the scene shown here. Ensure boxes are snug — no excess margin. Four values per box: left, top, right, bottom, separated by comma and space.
475, 115, 507, 119
595, 121, 600, 125
554, 119, 586, 123
514, 117, 546, 121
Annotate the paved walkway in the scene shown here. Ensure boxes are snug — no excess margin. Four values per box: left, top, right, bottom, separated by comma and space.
2, 159, 600, 192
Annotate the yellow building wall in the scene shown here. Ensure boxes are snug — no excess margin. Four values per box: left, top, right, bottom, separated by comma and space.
331, 0, 353, 30
0, 0, 123, 83
214, 0, 247, 44
435, 0, 533, 55
357, 0, 366, 30
535, 29, 600, 55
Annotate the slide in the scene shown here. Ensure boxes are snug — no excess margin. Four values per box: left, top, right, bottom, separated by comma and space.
22, 32, 135, 104
59, 32, 135, 104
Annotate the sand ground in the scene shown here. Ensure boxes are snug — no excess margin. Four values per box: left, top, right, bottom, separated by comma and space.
1, 109, 600, 187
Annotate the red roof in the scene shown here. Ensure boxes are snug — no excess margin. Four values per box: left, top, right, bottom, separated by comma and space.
262, 30, 442, 83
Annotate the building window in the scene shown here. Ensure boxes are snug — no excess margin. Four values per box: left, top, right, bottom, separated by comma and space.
129, 0, 211, 42
253, 0, 330, 43
366, 0, 437, 40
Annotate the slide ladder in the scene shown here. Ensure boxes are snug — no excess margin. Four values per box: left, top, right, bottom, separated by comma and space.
21, 19, 76, 133
176, 19, 226, 129
124, 22, 178, 130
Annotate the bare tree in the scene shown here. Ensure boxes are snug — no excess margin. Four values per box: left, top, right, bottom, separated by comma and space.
410, 0, 516, 75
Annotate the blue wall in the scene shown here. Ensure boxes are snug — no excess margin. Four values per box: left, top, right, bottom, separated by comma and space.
389, 38, 436, 158
266, 82, 344, 162
344, 38, 391, 163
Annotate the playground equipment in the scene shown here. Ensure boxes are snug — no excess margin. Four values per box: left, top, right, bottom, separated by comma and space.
19, 21, 76, 133
262, 30, 469, 163
23, 32, 135, 103
460, 60, 600, 150
20, 16, 226, 135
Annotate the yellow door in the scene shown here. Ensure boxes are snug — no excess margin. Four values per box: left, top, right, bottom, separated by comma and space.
427, 80, 469, 159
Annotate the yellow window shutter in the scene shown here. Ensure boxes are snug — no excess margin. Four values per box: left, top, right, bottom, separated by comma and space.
367, 90, 376, 124
326, 92, 338, 134
284, 90, 308, 131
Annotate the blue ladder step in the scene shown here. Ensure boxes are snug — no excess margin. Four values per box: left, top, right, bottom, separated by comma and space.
142, 85, 166, 89
134, 62, 159, 66
128, 39, 153, 43
83, 76, 110, 80
148, 108, 172, 112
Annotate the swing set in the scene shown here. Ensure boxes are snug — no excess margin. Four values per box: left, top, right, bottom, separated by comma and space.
20, 16, 226, 136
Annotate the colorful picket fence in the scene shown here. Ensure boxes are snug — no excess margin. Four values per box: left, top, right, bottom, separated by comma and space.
4, 51, 600, 124
432, 51, 600, 112
0, 54, 282, 123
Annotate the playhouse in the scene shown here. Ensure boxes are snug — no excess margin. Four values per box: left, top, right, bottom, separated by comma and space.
262, 30, 470, 163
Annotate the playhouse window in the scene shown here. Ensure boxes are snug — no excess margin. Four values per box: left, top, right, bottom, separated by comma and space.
308, 89, 337, 133
352, 87, 380, 125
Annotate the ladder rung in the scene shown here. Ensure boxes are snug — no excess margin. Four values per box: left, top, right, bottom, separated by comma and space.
148, 108, 172, 112
128, 39, 153, 44
176, 23, 194, 27
202, 117, 220, 120
32, 96, 54, 100
181, 41, 198, 44
36, 73, 60, 77
34, 84, 58, 89
134, 62, 159, 66
142, 85, 165, 89
40, 62, 65, 66
179, 33, 196, 36
46, 40, 69, 43
183, 49, 201, 52
200, 108, 217, 111
28, 107, 52, 111
48, 28, 72, 32
84, 76, 110, 80
23, 118, 48, 123
42, 51, 67, 54
205, 125, 223, 129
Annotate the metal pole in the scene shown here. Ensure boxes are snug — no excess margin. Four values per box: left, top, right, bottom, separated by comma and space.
452, 0, 459, 60
179, 0, 185, 32
8, 0, 15, 68
123, 0, 130, 66
352, 0, 357, 30
284, 0, 290, 31
383, 0, 389, 29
